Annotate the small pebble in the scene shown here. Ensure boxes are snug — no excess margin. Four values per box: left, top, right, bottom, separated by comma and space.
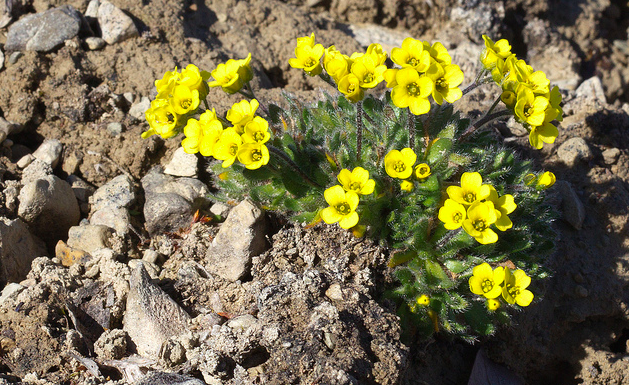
16, 154, 34, 169
3, 139, 13, 147
85, 37, 106, 50
9, 52, 23, 65
107, 122, 124, 136
575, 285, 588, 298
573, 273, 584, 284
602, 148, 620, 165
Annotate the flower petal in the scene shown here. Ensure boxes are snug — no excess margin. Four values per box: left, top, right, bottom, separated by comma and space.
339, 211, 359, 229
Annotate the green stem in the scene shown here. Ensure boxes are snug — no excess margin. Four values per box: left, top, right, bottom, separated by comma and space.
267, 144, 321, 187
460, 109, 512, 140
204, 99, 211, 111
356, 101, 364, 162
319, 71, 337, 89
408, 112, 415, 149
486, 95, 502, 116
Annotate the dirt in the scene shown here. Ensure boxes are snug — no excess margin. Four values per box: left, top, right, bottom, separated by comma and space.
1, 0, 629, 383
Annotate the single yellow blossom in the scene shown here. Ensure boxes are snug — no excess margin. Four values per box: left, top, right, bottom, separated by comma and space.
391, 68, 433, 115
383, 68, 398, 88
338, 74, 364, 103
321, 185, 360, 229
208, 54, 252, 94
365, 43, 388, 66
143, 99, 179, 139
170, 84, 200, 115
469, 262, 505, 299
155, 67, 179, 99
486, 186, 517, 231
323, 46, 351, 83
350, 55, 386, 89
536, 171, 556, 189
237, 143, 270, 170
181, 109, 223, 157
446, 172, 491, 206
425, 62, 464, 105
337, 167, 375, 195
296, 32, 316, 47
213, 128, 242, 168
178, 64, 211, 99
416, 295, 430, 306
423, 41, 451, 65
549, 86, 563, 122
384, 148, 417, 179
480, 35, 512, 69
438, 199, 467, 230
400, 180, 414, 192
241, 116, 270, 144
414, 163, 431, 179
391, 37, 431, 72
502, 268, 534, 306
486, 298, 501, 311
515, 88, 549, 127
289, 38, 324, 76
462, 201, 499, 244
227, 99, 259, 134
528, 122, 558, 149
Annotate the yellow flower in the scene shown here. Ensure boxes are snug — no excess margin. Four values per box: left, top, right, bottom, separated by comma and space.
515, 88, 549, 127
423, 41, 451, 65
528, 122, 558, 149
181, 109, 224, 157
502, 268, 534, 306
400, 180, 414, 192
480, 35, 512, 69
321, 185, 360, 229
350, 55, 386, 89
337, 167, 375, 195
337, 74, 364, 103
414, 163, 431, 179
536, 171, 556, 189
365, 43, 388, 66
323, 46, 351, 83
227, 99, 259, 134
549, 86, 563, 122
486, 298, 501, 311
391, 37, 431, 72
469, 262, 505, 299
384, 148, 417, 179
425, 62, 464, 105
208, 54, 252, 94
170, 84, 200, 115
446, 172, 491, 206
242, 116, 270, 144
213, 128, 242, 168
296, 32, 316, 47
178, 64, 211, 99
143, 99, 179, 139
391, 68, 433, 115
486, 186, 517, 231
462, 201, 498, 244
289, 36, 324, 76
155, 67, 179, 99
237, 143, 270, 170
383, 68, 398, 88
438, 199, 467, 230
416, 295, 430, 306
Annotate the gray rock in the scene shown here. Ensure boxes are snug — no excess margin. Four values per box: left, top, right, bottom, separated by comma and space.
67, 175, 95, 203
227, 314, 258, 332
0, 218, 47, 285
142, 249, 159, 264
144, 192, 194, 235
0, 117, 22, 138
21, 159, 52, 185
0, 283, 25, 305
16, 154, 34, 169
5, 5, 82, 52
128, 96, 150, 121
107, 122, 124, 136
602, 148, 620, 165
135, 372, 205, 385
90, 205, 131, 236
18, 175, 81, 246
575, 76, 606, 103
85, 37, 106, 50
8, 51, 23, 64
123, 92, 135, 105
124, 263, 190, 359
85, 0, 100, 19
67, 225, 113, 254
164, 148, 198, 177
98, 1, 139, 45
32, 139, 63, 168
205, 199, 267, 281
94, 329, 128, 360
209, 202, 230, 218
557, 181, 585, 230
557, 137, 593, 167
2, 180, 20, 215
90, 174, 136, 212
128, 259, 160, 279
159, 339, 186, 366
0, 47, 3, 72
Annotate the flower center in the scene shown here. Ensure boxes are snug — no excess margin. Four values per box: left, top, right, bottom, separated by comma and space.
524, 104, 533, 118
407, 57, 419, 67
464, 192, 476, 203
348, 84, 356, 93
417, 166, 429, 176
481, 278, 494, 293
335, 202, 351, 216
166, 113, 175, 123
349, 182, 361, 191
393, 161, 407, 173
436, 78, 448, 92
452, 212, 462, 223
363, 73, 374, 83
251, 149, 262, 161
253, 131, 266, 142
406, 83, 420, 97
181, 98, 192, 109
306, 58, 317, 68
228, 144, 238, 156
473, 219, 487, 232
506, 283, 520, 297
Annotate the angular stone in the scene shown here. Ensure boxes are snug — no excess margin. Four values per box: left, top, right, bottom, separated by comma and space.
84, 37, 106, 50
32, 139, 63, 168
205, 199, 267, 281
602, 148, 620, 165
98, 1, 139, 45
5, 5, 82, 52
21, 159, 52, 185
557, 181, 586, 230
164, 148, 198, 177
0, 218, 47, 285
575, 76, 607, 103
557, 137, 593, 167
124, 263, 190, 359
55, 240, 91, 267
128, 96, 150, 121
144, 192, 194, 235
67, 224, 113, 254
90, 205, 131, 236
90, 174, 136, 212
94, 329, 128, 360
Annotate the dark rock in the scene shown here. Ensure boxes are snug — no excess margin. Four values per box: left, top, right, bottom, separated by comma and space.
5, 5, 82, 52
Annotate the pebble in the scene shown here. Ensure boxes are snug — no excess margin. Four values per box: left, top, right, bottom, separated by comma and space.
575, 76, 607, 104
107, 122, 124, 136
32, 139, 63, 169
90, 205, 131, 236
205, 199, 267, 281
557, 137, 593, 167
90, 174, 136, 212
573, 273, 585, 284
84, 37, 106, 50
5, 5, 82, 52
128, 96, 150, 120
0, 218, 47, 285
142, 249, 160, 264
164, 147, 198, 177
123, 92, 134, 105
160, 340, 186, 366
67, 175, 95, 203
602, 148, 620, 165
85, 0, 100, 19
21, 159, 52, 184
209, 202, 230, 218
128, 259, 160, 279
94, 329, 128, 360
8, 52, 23, 65
575, 285, 588, 298
98, 1, 139, 45
67, 224, 113, 254
0, 283, 25, 305
556, 181, 586, 230
55, 240, 91, 267
0, 117, 21, 139
227, 315, 258, 332
16, 154, 34, 169
135, 372, 205, 385
325, 283, 343, 301
3, 139, 12, 147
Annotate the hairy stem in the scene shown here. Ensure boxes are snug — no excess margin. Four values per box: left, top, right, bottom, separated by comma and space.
356, 101, 364, 162
460, 109, 512, 140
408, 112, 415, 149
267, 144, 321, 187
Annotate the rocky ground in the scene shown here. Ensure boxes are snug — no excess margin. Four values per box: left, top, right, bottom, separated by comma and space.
0, 0, 629, 384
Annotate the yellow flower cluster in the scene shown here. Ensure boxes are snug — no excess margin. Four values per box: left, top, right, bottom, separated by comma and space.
387, 38, 464, 115
208, 54, 253, 94
181, 99, 271, 170
469, 262, 534, 309
481, 35, 563, 150
321, 167, 375, 229
142, 65, 211, 139
524, 171, 556, 190
383, 148, 431, 192
438, 172, 516, 244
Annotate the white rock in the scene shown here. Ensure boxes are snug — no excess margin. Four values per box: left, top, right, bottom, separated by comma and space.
164, 148, 198, 177
0, 218, 47, 285
32, 139, 63, 168
85, 37, 106, 50
575, 76, 606, 104
0, 283, 25, 305
90, 205, 131, 236
67, 224, 113, 254
0, 47, 3, 72
16, 154, 34, 169
128, 96, 150, 120
85, 0, 100, 18
602, 148, 620, 165
107, 122, 124, 136
98, 1, 139, 45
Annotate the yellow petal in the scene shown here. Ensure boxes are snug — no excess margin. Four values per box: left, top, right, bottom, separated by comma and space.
516, 290, 534, 306
337, 169, 353, 191
324, 185, 346, 206
321, 206, 342, 224
338, 212, 359, 229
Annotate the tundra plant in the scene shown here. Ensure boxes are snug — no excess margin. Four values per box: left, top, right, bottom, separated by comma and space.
142, 34, 560, 342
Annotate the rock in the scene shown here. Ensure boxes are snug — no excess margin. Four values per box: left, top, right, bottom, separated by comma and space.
135, 372, 205, 385
98, 1, 139, 45
0, 283, 25, 305
164, 148, 198, 177
67, 225, 113, 254
18, 175, 81, 247
123, 92, 135, 105
94, 329, 128, 360
0, 117, 22, 139
348, 24, 407, 52
8, 51, 23, 64
55, 240, 91, 267
85, 0, 100, 19
85, 37, 106, 50
2, 181, 20, 215
142, 249, 159, 264
32, 139, 63, 169
160, 339, 186, 366
0, 218, 47, 285
128, 259, 160, 279
557, 137, 593, 167
557, 181, 586, 230
124, 263, 190, 359
209, 202, 230, 218
21, 159, 52, 184
90, 174, 136, 212
602, 148, 620, 165
107, 122, 124, 136
575, 76, 606, 103
144, 193, 194, 236
16, 154, 34, 169
90, 205, 131, 236
61, 150, 82, 175
67, 175, 95, 203
227, 314, 258, 332
5, 5, 82, 52
128, 96, 151, 121
205, 199, 267, 281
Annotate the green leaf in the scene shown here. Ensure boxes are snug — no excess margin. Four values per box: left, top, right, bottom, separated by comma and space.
389, 249, 418, 267
444, 259, 469, 274
425, 260, 455, 289
416, 174, 440, 192
427, 138, 452, 164
465, 302, 495, 336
